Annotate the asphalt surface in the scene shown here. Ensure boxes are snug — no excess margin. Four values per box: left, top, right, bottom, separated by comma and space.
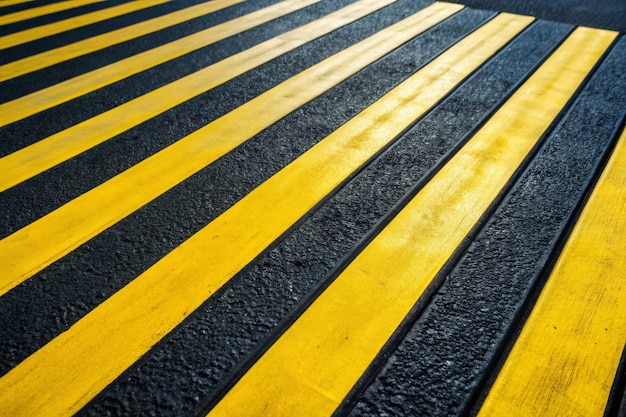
0, 0, 625, 416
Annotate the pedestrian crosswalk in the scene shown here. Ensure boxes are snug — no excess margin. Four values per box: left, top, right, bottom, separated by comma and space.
0, 1, 624, 416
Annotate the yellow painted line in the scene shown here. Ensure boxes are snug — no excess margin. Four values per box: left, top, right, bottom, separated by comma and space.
0, 0, 103, 26
0, 0, 170, 50
206, 27, 617, 417
0, 0, 33, 8
0, 2, 461, 298
0, 0, 244, 81
0, 0, 317, 126
0, 11, 532, 416
477, 127, 626, 416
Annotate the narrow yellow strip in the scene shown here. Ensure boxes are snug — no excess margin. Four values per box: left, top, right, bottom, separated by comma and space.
0, 12, 531, 416
207, 27, 617, 417
0, 0, 103, 26
0, 0, 33, 8
0, 0, 318, 126
0, 0, 244, 81
0, 2, 460, 297
478, 128, 626, 416
0, 0, 169, 50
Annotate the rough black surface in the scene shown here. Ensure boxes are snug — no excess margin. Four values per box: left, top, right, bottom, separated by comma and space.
77, 18, 572, 417
346, 36, 626, 417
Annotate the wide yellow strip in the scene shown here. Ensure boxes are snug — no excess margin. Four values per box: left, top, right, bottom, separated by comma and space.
207, 27, 616, 417
0, 0, 102, 26
0, 11, 530, 416
0, 0, 33, 8
0, 2, 461, 298
0, 0, 169, 50
0, 0, 319, 127
0, 0, 244, 81
478, 128, 626, 417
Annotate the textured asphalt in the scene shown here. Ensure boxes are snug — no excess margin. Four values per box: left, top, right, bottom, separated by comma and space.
1, 0, 625, 416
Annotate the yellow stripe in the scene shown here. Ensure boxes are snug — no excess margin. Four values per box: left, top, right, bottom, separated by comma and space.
0, 0, 169, 50
0, 0, 33, 8
477, 128, 626, 416
0, 0, 103, 26
0, 11, 531, 416
0, 0, 318, 126
0, 2, 460, 297
207, 26, 616, 417
0, 0, 244, 81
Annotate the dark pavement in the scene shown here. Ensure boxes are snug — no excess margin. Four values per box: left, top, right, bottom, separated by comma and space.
0, 0, 625, 416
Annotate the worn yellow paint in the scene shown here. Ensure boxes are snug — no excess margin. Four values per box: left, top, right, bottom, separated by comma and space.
0, 0, 320, 127
0, 0, 169, 50
0, 9, 535, 416
0, 0, 102, 26
0, 0, 244, 81
206, 27, 616, 417
0, 2, 462, 298
477, 128, 626, 416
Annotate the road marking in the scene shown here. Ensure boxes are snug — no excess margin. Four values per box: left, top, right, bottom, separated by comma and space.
0, 0, 320, 126
0, 1, 462, 297
0, 0, 244, 81
0, 11, 533, 416
0, 0, 103, 26
206, 26, 617, 417
477, 126, 626, 416
0, 0, 169, 50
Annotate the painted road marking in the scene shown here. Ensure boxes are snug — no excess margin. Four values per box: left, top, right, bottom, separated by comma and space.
0, 12, 532, 416
206, 26, 617, 417
0, 0, 103, 26
0, 0, 170, 50
0, 1, 462, 297
0, 0, 322, 126
477, 126, 626, 416
0, 0, 245, 81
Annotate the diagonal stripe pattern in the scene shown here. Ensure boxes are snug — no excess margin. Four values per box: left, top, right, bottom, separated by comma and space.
0, 1, 623, 416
